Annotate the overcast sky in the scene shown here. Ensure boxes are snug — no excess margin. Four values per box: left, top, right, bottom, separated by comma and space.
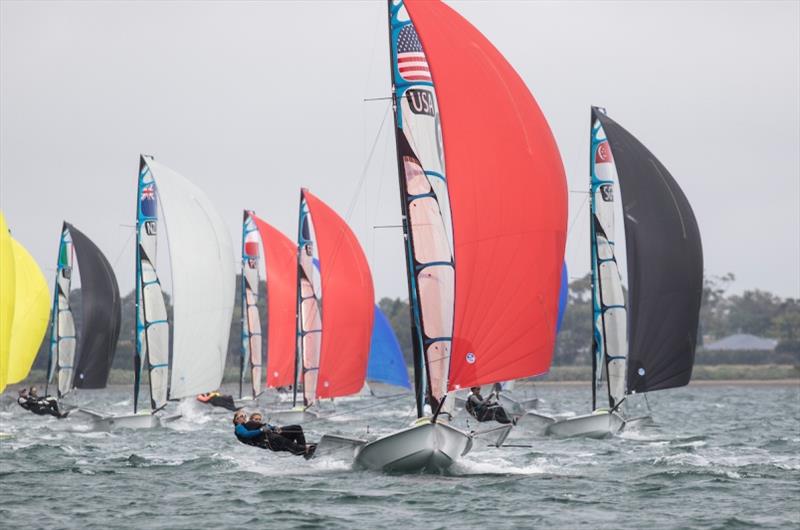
2, 0, 798, 302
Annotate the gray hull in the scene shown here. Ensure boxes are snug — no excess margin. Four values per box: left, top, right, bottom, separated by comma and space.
88, 412, 162, 431
545, 411, 624, 438
354, 421, 472, 473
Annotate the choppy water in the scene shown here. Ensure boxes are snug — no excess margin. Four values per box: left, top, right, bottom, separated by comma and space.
1, 383, 798, 529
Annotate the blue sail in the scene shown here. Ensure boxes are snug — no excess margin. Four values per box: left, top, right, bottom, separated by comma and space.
367, 306, 411, 389
557, 261, 568, 333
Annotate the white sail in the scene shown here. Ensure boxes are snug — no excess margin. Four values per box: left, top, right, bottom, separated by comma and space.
241, 211, 263, 398
144, 159, 235, 400
49, 225, 76, 398
297, 197, 322, 406
590, 116, 627, 409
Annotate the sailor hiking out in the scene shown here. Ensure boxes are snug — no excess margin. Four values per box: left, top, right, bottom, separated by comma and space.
16, 387, 68, 418
232, 410, 317, 459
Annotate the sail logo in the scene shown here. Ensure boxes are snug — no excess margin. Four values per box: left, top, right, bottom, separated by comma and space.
600, 185, 614, 202
140, 184, 157, 217
595, 141, 613, 163
144, 221, 157, 236
406, 89, 435, 116
62, 266, 72, 280
466, 352, 476, 364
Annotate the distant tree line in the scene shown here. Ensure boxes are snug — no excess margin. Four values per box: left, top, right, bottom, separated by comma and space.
31, 272, 799, 373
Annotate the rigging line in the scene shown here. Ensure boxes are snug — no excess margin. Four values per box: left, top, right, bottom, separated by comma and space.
303, 391, 411, 424
567, 193, 590, 238
112, 229, 135, 268
345, 102, 392, 224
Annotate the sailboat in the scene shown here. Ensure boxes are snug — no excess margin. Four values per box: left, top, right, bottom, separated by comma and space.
353, 0, 567, 472
290, 188, 375, 418
88, 155, 235, 429
45, 222, 121, 403
0, 212, 50, 394
546, 107, 703, 438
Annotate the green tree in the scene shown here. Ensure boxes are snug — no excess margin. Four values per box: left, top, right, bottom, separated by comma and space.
725, 289, 783, 337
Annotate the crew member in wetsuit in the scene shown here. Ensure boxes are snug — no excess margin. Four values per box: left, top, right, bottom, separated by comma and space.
25, 387, 68, 418
17, 388, 34, 411
197, 391, 236, 411
466, 386, 514, 425
233, 411, 316, 459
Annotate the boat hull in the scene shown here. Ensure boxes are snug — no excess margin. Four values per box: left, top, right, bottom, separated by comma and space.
354, 421, 472, 473
78, 410, 162, 431
545, 411, 624, 438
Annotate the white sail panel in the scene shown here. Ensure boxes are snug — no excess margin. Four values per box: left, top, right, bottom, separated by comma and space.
56, 304, 75, 397
145, 159, 235, 400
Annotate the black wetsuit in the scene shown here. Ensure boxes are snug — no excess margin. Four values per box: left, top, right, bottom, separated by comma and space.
238, 420, 314, 458
466, 393, 512, 424
207, 394, 236, 411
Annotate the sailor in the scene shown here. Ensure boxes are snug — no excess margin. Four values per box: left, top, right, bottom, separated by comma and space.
16, 388, 34, 411
196, 391, 236, 411
233, 410, 316, 459
465, 386, 514, 425
26, 387, 67, 418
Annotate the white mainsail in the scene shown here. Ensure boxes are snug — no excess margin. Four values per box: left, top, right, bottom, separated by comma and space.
49, 225, 76, 398
144, 158, 235, 401
297, 196, 322, 407
590, 116, 628, 410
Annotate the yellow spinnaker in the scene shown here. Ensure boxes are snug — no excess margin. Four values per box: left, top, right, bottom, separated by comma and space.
7, 237, 50, 385
0, 212, 16, 393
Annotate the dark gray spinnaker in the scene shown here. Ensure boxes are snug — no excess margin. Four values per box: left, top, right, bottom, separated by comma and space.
592, 108, 703, 394
68, 223, 121, 389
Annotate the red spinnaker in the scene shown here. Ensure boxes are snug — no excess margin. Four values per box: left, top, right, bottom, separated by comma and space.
303, 190, 374, 399
405, 0, 568, 390
253, 215, 297, 389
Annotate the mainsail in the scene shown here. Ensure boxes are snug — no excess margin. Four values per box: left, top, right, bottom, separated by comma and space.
48, 224, 77, 397
0, 212, 14, 393
303, 190, 374, 400
135, 156, 169, 411
593, 109, 703, 393
240, 211, 263, 399
589, 110, 627, 410
295, 192, 323, 406
252, 215, 297, 390
139, 156, 235, 407
389, 1, 567, 415
7, 237, 49, 387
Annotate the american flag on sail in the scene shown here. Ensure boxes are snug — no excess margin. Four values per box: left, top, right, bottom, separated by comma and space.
397, 24, 431, 83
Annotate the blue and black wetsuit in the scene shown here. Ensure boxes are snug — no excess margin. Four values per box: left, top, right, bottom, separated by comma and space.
466, 393, 512, 424
235, 421, 314, 457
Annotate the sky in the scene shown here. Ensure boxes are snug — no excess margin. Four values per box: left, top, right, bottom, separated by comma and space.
2, 0, 798, 301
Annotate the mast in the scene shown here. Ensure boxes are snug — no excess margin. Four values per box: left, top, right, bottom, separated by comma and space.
386, 0, 454, 418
